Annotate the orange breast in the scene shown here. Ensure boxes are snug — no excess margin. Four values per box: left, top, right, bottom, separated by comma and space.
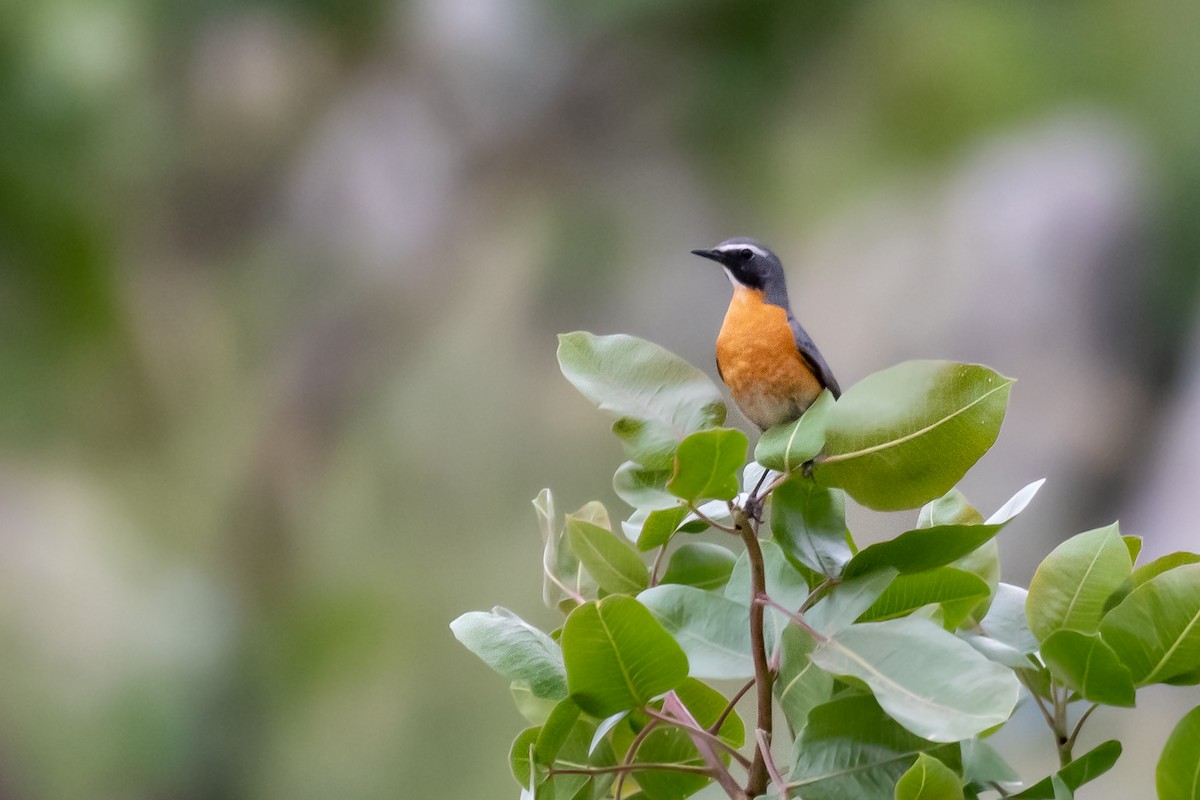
716, 286, 823, 430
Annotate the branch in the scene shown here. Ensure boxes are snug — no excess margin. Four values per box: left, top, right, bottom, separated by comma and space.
735, 507, 774, 797
659, 692, 744, 798
549, 763, 713, 777
756, 729, 788, 800
709, 677, 756, 737
689, 503, 738, 535
1064, 703, 1100, 761
644, 708, 752, 770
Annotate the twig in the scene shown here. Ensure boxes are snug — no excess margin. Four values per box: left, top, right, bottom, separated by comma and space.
644, 708, 752, 770
755, 594, 827, 643
549, 763, 713, 777
756, 729, 788, 800
649, 543, 669, 586
708, 677, 756, 737
1017, 671, 1057, 733
660, 692, 744, 798
613, 718, 660, 800
1064, 703, 1099, 760
689, 503, 738, 535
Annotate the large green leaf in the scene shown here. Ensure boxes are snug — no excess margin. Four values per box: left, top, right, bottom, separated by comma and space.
558, 332, 726, 469
566, 517, 648, 595
1099, 563, 1200, 686
1039, 630, 1135, 706
771, 478, 851, 579
754, 389, 835, 472
812, 616, 1019, 742
659, 542, 737, 590
1157, 705, 1200, 800
842, 524, 1004, 580
634, 679, 743, 800
1010, 740, 1121, 799
450, 607, 567, 700
561, 596, 688, 717
1026, 523, 1131, 643
667, 427, 748, 502
857, 568, 990, 627
894, 752, 964, 800
775, 624, 834, 735
637, 584, 753, 680
790, 694, 961, 800
812, 361, 1013, 511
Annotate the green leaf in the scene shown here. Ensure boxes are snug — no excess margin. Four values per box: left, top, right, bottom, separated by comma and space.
451, 607, 567, 700
726, 540, 814, 647
775, 624, 834, 735
961, 738, 1018, 789
1010, 740, 1121, 799
895, 752, 964, 800
790, 694, 961, 800
807, 569, 899, 635
511, 726, 540, 788
557, 332, 726, 469
659, 543, 737, 590
960, 583, 1039, 668
1157, 705, 1200, 800
1132, 551, 1200, 587
1039, 630, 1135, 706
566, 517, 649, 596
754, 389, 835, 472
614, 460, 677, 510
771, 478, 851, 579
536, 698, 582, 764
1099, 563, 1200, 686
511, 681, 559, 724
561, 595, 688, 717
536, 490, 595, 612
1123, 535, 1143, 565
812, 361, 1013, 511
1025, 523, 1131, 643
638, 584, 753, 679
843, 524, 1004, 580
634, 679, 743, 800
812, 616, 1020, 742
858, 568, 990, 627
918, 489, 984, 528
631, 506, 688, 551
667, 427, 748, 502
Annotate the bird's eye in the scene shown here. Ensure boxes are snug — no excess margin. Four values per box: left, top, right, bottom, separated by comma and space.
740, 248, 753, 260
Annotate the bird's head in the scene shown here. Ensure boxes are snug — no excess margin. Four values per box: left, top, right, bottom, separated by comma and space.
690, 238, 784, 292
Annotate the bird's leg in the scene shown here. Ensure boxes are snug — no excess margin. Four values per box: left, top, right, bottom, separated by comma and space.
744, 467, 772, 524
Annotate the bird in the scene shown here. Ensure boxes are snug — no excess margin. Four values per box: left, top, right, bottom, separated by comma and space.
691, 238, 841, 431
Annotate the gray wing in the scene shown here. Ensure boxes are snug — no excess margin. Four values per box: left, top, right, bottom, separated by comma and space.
789, 315, 841, 398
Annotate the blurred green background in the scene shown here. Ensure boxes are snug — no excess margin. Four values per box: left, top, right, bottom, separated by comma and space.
3, 0, 1200, 797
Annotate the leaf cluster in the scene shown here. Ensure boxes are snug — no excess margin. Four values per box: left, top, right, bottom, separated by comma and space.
453, 332, 1200, 800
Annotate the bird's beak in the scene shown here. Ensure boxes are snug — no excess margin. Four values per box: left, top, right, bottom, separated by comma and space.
690, 248, 723, 263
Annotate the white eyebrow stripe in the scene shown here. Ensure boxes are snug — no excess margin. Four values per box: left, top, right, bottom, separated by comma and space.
716, 243, 769, 259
